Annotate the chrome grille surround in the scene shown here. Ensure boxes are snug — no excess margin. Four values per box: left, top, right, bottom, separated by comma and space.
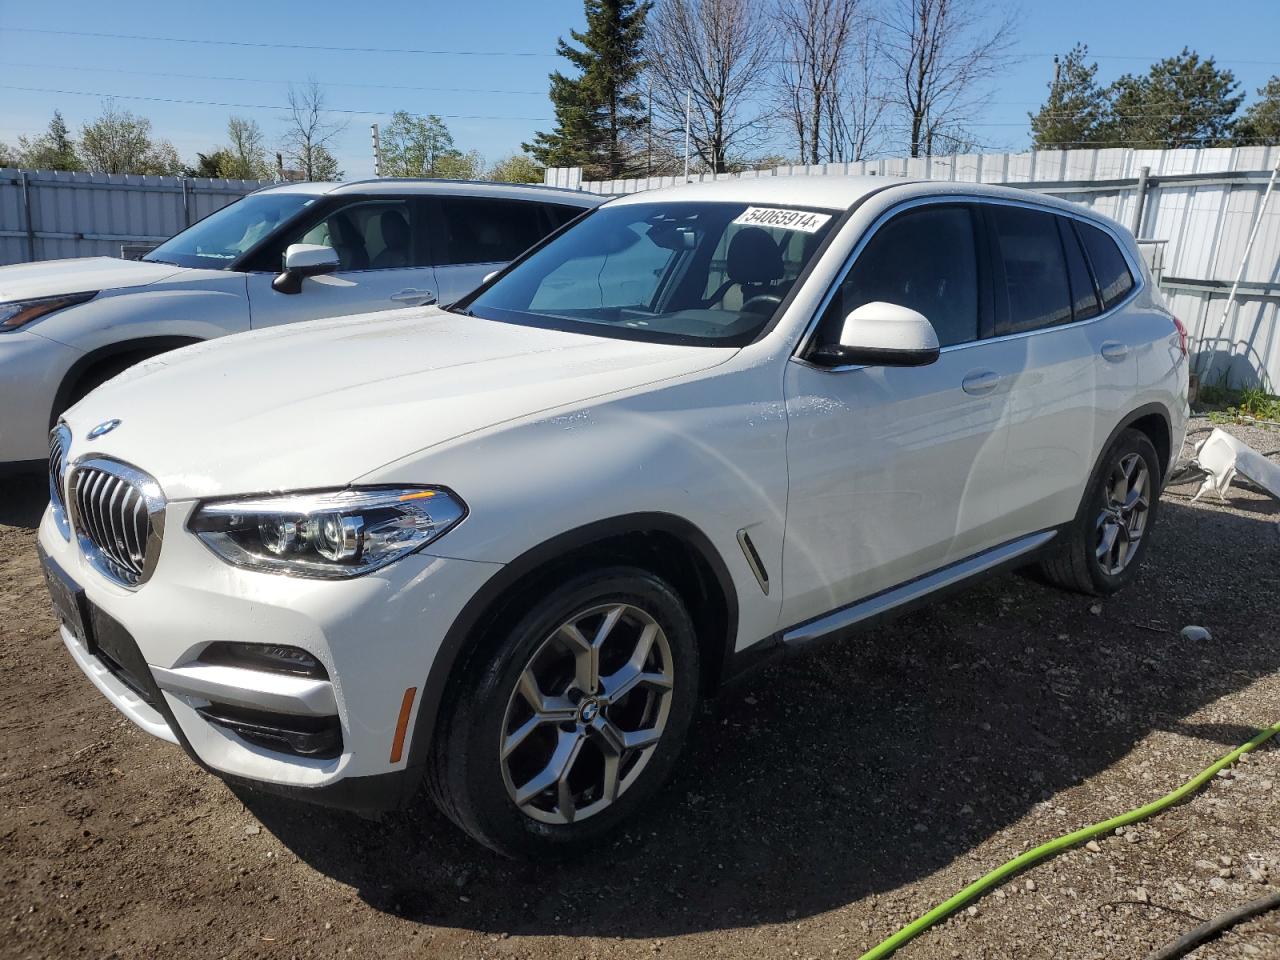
68, 457, 166, 587
48, 423, 72, 540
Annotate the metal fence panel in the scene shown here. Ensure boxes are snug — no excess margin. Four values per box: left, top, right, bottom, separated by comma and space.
0, 167, 271, 266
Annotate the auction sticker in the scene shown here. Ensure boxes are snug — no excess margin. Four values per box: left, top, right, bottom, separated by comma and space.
732, 207, 831, 233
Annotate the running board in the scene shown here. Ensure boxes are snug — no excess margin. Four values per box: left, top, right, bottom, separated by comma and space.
781, 530, 1057, 649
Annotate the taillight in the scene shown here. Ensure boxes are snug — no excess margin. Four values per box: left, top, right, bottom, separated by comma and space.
1171, 316, 1188, 357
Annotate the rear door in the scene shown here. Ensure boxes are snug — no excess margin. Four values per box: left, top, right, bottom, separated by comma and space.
428, 196, 583, 304
245, 196, 438, 328
981, 203, 1135, 534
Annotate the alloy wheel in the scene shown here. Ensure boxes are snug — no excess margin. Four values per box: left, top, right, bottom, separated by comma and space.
499, 602, 675, 825
1095, 452, 1150, 575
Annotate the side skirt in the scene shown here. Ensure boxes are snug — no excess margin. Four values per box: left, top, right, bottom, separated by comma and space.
723, 528, 1061, 682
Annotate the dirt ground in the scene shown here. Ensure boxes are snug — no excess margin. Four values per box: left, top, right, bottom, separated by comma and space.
1, 416, 1277, 960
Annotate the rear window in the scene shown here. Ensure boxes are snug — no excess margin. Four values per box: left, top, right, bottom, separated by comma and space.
435, 197, 547, 265
1076, 221, 1136, 309
1059, 218, 1101, 321
545, 203, 587, 229
989, 206, 1073, 334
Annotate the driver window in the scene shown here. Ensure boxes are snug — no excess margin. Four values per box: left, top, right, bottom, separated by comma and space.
824, 205, 979, 348
284, 200, 420, 272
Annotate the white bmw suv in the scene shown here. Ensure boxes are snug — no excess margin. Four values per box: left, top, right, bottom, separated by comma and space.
0, 179, 599, 472
39, 176, 1188, 858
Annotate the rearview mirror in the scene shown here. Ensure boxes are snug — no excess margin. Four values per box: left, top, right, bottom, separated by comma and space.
811, 301, 941, 368
272, 243, 341, 294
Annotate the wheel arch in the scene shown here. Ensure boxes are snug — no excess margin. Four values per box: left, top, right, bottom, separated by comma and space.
405, 512, 740, 774
50, 336, 204, 430
1081, 402, 1173, 516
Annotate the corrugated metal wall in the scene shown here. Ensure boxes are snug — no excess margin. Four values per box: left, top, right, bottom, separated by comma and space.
547, 147, 1280, 389
0, 167, 270, 266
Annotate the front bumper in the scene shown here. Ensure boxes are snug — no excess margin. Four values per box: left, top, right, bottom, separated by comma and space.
38, 499, 501, 809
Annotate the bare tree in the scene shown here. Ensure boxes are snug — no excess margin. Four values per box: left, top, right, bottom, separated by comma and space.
834, 19, 890, 161
281, 80, 347, 180
879, 0, 1015, 158
776, 0, 861, 165
646, 0, 772, 173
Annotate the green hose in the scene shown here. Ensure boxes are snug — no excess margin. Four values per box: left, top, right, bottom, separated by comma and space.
856, 721, 1280, 960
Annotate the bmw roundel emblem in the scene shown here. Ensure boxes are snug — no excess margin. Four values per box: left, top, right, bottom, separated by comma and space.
87, 419, 122, 440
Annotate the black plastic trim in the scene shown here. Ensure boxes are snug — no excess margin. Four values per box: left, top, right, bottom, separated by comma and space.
810, 343, 941, 368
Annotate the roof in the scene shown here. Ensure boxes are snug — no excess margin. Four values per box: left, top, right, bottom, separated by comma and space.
605, 174, 903, 210
601, 174, 1133, 235
256, 178, 602, 206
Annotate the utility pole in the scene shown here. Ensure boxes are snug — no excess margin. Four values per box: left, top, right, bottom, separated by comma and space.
1052, 54, 1061, 96
682, 90, 692, 181
647, 83, 653, 179
370, 123, 382, 177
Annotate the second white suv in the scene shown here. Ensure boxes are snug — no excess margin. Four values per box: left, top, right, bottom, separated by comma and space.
0, 179, 600, 471
40, 176, 1188, 858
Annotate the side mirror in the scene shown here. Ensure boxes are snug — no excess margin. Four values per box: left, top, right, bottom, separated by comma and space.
811, 301, 941, 368
272, 243, 340, 294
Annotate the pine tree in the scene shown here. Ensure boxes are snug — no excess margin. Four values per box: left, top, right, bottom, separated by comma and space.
525, 0, 651, 179
1235, 75, 1280, 145
17, 110, 83, 171
1102, 48, 1243, 148
1029, 45, 1110, 149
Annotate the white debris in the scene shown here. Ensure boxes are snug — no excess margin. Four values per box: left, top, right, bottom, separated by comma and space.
1190, 428, 1280, 503
1180, 625, 1212, 642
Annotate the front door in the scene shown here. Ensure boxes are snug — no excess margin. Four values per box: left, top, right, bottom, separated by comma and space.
781, 202, 1014, 627
246, 197, 438, 329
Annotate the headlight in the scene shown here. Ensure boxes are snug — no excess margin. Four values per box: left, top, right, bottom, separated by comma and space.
0, 291, 97, 331
189, 487, 466, 579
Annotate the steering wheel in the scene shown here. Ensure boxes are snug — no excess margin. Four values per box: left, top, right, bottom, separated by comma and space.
741, 293, 783, 315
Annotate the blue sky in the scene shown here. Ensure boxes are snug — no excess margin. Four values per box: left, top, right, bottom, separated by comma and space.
2, 0, 1279, 178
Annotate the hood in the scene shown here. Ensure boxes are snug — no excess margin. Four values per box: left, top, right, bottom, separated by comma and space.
63, 308, 735, 500
0, 257, 185, 302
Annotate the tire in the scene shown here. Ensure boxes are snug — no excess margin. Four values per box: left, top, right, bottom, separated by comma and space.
428, 566, 700, 859
1040, 427, 1162, 596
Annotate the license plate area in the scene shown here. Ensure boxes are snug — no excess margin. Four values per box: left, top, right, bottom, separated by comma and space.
40, 547, 161, 708
40, 547, 91, 647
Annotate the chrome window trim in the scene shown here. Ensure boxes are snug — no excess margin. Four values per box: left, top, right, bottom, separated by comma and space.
67, 456, 167, 589
791, 192, 1146, 373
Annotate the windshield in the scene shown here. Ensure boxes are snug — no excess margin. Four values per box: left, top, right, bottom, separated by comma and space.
144, 192, 317, 270
460, 201, 838, 346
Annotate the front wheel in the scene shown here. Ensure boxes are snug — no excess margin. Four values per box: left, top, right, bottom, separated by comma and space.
428, 567, 700, 858
1040, 427, 1162, 595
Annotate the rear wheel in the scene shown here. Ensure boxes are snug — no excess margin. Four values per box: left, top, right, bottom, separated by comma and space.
428, 567, 699, 859
1040, 428, 1161, 595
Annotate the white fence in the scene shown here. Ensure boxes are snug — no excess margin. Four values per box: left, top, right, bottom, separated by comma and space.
0, 167, 271, 266
547, 147, 1280, 390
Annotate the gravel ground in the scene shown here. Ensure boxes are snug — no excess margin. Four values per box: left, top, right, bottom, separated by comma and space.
1, 416, 1277, 960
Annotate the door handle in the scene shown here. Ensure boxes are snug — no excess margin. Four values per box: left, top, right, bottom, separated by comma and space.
961, 370, 1001, 396
1100, 341, 1130, 362
390, 288, 437, 306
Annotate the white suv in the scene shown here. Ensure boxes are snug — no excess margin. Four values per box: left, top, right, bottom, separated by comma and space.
0, 179, 600, 471
39, 176, 1189, 858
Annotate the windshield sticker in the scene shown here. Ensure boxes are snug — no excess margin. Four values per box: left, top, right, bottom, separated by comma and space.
732, 207, 832, 233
